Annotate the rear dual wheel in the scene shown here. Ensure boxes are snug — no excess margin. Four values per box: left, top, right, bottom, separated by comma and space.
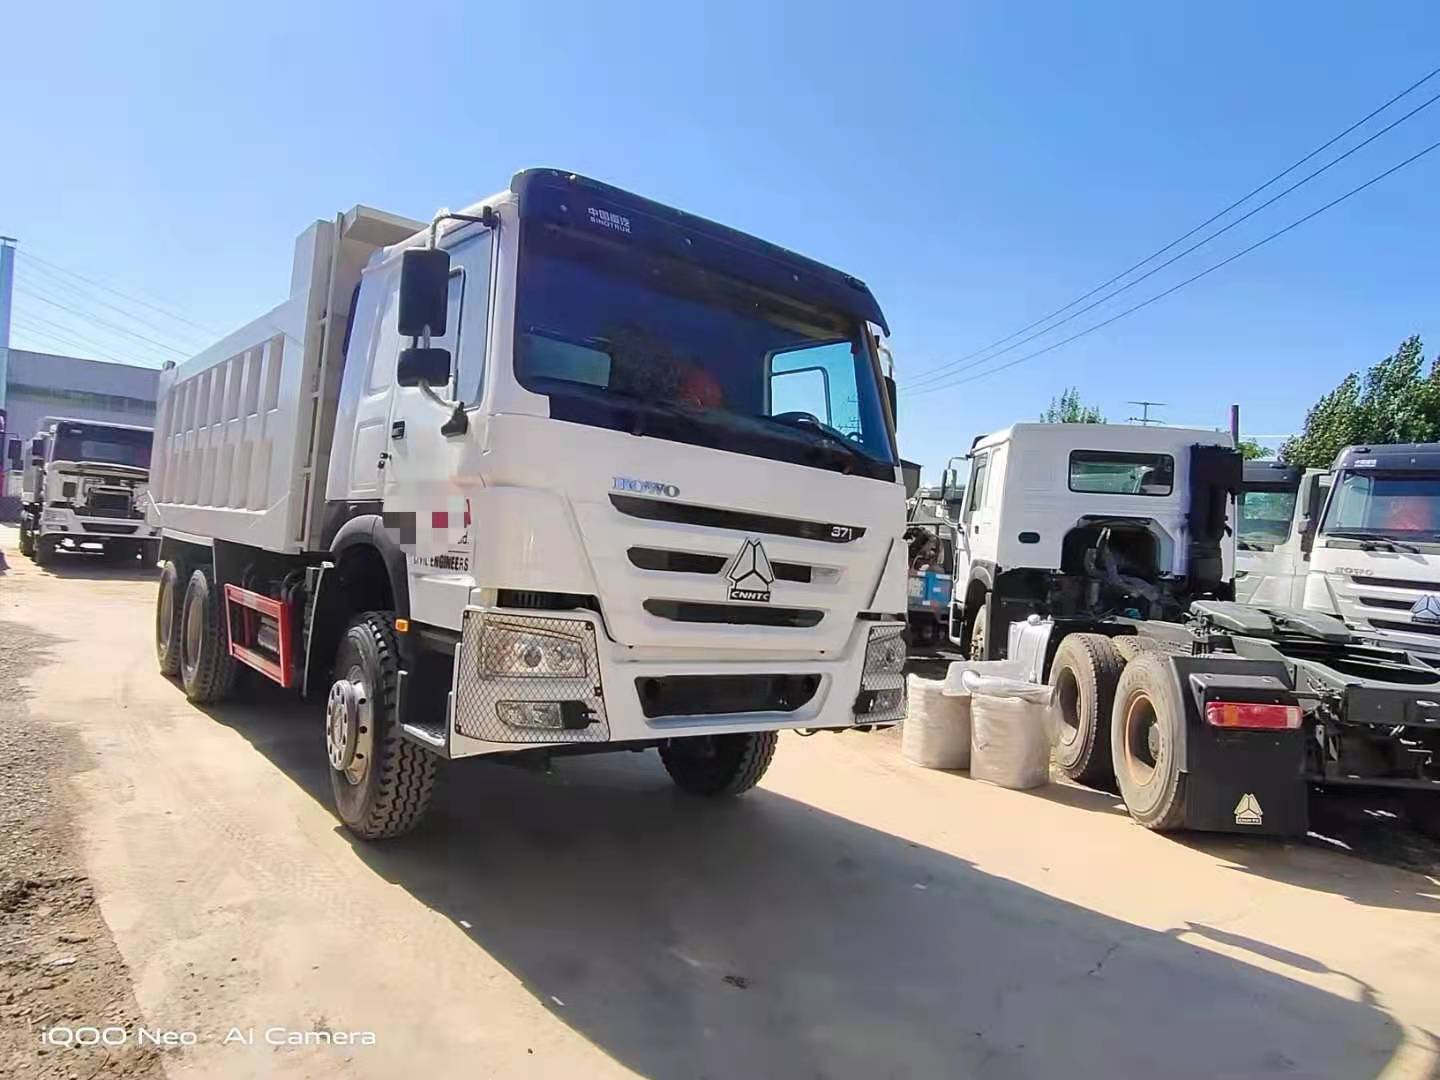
178, 565, 238, 703
1050, 633, 1124, 787
1110, 651, 1187, 830
156, 560, 185, 676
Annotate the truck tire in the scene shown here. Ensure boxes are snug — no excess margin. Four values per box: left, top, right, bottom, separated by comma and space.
1050, 633, 1124, 787
660, 731, 779, 796
34, 535, 57, 568
327, 612, 437, 839
1110, 651, 1188, 830
969, 602, 989, 661
156, 560, 185, 677
178, 565, 238, 703
18, 519, 34, 558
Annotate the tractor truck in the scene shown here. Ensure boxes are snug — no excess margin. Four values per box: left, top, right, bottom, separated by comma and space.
944, 423, 1440, 837
147, 169, 909, 839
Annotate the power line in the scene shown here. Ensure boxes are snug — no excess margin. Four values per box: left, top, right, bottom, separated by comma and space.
11, 311, 158, 367
15, 284, 189, 358
18, 253, 210, 351
905, 85, 1440, 393
903, 63, 1440, 390
10, 318, 116, 363
906, 137, 1440, 397
14, 248, 224, 338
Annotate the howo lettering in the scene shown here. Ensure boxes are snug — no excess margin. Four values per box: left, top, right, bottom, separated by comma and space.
145, 169, 908, 838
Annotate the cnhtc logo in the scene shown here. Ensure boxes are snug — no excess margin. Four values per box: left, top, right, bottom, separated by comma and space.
1411, 594, 1440, 625
724, 538, 775, 602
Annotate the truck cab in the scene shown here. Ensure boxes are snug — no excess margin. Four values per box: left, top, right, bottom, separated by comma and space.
18, 417, 158, 566
1234, 462, 1329, 607
1303, 442, 1440, 661
946, 423, 1236, 659
904, 486, 958, 646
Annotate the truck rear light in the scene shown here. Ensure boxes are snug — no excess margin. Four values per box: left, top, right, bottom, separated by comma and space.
1204, 701, 1302, 730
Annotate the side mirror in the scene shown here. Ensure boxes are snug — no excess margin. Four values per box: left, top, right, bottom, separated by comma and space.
5, 438, 20, 470
884, 375, 898, 429
398, 248, 451, 337
30, 437, 45, 460
397, 347, 452, 388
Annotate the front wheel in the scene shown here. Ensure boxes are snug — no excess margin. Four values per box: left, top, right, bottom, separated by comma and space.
18, 518, 34, 558
34, 535, 57, 568
327, 612, 438, 839
968, 602, 989, 661
1110, 652, 1187, 830
659, 731, 778, 796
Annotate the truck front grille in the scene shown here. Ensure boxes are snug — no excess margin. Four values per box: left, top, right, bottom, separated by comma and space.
1369, 618, 1440, 637
627, 546, 813, 583
610, 494, 865, 544
643, 599, 823, 628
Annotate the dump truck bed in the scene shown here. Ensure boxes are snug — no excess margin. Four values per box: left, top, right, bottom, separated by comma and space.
147, 206, 423, 553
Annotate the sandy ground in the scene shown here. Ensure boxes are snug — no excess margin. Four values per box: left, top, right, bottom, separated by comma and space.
1, 523, 1439, 1079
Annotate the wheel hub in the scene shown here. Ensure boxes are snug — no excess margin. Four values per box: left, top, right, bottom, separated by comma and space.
326, 680, 363, 773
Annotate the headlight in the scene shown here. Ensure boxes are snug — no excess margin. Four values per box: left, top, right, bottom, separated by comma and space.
42, 510, 68, 524
480, 622, 588, 678
857, 621, 907, 722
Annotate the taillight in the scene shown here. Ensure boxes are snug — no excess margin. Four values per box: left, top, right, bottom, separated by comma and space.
1204, 701, 1302, 730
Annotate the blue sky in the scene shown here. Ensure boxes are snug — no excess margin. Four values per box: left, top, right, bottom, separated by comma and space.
2, 1, 1437, 478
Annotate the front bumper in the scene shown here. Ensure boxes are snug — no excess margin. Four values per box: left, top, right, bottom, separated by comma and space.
39, 509, 156, 541
444, 606, 905, 758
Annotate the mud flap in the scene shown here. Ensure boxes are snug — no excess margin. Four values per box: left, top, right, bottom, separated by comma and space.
1182, 722, 1309, 836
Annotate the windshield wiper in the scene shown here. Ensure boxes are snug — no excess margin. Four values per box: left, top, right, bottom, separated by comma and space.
1324, 530, 1422, 553
760, 414, 871, 468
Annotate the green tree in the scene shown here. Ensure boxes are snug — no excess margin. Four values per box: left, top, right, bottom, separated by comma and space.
1236, 438, 1270, 460
1279, 336, 1439, 468
1040, 387, 1105, 424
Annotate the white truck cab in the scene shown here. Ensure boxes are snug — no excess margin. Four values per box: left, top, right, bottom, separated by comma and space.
1303, 442, 1440, 660
1234, 462, 1329, 607
148, 169, 909, 839
945, 422, 1235, 658
18, 417, 158, 566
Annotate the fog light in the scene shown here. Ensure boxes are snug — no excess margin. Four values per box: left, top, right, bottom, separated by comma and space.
497, 702, 565, 729
861, 623, 906, 690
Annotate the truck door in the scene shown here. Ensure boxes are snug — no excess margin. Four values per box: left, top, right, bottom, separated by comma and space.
381, 225, 497, 630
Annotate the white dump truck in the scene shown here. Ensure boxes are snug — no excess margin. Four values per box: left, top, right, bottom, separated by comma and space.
17, 417, 158, 565
147, 169, 909, 839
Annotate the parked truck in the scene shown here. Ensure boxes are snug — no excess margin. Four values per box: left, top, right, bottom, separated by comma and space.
943, 423, 1440, 837
17, 417, 158, 566
904, 486, 958, 646
147, 169, 910, 839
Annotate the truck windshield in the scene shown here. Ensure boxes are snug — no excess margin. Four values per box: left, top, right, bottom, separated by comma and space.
1321, 470, 1440, 539
1237, 486, 1299, 550
514, 224, 896, 481
52, 424, 151, 469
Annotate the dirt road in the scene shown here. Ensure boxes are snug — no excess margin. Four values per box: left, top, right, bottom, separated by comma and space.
2, 525, 1439, 1079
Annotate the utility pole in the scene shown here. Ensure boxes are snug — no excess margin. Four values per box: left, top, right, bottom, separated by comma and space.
0, 236, 14, 416
1127, 400, 1166, 426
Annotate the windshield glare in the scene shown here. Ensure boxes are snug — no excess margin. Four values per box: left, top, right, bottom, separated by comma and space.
514, 224, 895, 474
1238, 487, 1298, 549
1321, 470, 1440, 539
52, 426, 151, 469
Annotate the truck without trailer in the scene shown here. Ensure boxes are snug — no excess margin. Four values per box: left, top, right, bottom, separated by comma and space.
944, 423, 1440, 837
147, 169, 909, 839
18, 418, 158, 566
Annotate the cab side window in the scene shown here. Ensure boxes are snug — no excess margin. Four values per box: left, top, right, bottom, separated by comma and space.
966, 453, 990, 517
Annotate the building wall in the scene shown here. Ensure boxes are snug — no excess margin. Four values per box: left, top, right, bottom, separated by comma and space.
2, 350, 160, 519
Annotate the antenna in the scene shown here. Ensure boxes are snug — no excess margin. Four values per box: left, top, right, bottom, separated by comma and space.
1127, 400, 1166, 426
